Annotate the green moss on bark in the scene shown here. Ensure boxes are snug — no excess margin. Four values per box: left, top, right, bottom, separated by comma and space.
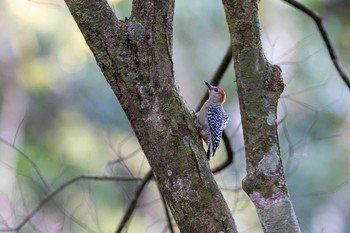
222, 0, 300, 232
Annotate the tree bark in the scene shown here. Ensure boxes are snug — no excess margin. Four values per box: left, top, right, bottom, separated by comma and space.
64, 0, 237, 232
222, 0, 301, 232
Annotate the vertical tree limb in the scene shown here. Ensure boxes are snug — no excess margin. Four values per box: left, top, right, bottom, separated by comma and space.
221, 0, 301, 232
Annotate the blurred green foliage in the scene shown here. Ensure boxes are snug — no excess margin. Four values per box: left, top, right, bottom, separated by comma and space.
0, 0, 350, 232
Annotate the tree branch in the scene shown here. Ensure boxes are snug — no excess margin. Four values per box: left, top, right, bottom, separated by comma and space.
282, 0, 350, 89
114, 44, 235, 232
64, 0, 238, 232
0, 175, 142, 233
0, 136, 50, 190
115, 170, 153, 233
222, 0, 301, 232
0, 136, 118, 233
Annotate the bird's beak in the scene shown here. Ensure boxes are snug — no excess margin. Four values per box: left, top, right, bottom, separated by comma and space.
204, 81, 212, 90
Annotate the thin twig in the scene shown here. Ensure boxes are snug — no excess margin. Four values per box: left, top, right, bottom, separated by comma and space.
0, 175, 142, 233
115, 170, 153, 233
0, 136, 102, 233
13, 116, 26, 147
0, 136, 110, 232
282, 0, 350, 89
17, 182, 41, 233
0, 136, 50, 190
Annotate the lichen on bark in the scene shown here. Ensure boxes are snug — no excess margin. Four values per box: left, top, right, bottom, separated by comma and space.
222, 0, 301, 232
64, 0, 238, 232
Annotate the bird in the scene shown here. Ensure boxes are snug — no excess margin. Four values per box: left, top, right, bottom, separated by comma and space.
195, 81, 229, 160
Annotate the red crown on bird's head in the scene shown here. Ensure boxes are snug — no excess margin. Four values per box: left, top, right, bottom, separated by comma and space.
204, 80, 227, 104
215, 86, 226, 104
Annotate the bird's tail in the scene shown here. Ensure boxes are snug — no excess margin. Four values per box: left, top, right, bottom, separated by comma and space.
206, 143, 212, 160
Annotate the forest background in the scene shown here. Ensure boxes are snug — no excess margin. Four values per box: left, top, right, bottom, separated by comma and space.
0, 0, 350, 232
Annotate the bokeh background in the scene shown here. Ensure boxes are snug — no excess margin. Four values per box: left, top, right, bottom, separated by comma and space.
1, 0, 350, 232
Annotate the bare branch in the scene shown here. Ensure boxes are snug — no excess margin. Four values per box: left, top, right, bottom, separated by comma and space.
1, 136, 103, 233
115, 170, 153, 233
282, 0, 350, 89
0, 136, 50, 190
0, 175, 142, 233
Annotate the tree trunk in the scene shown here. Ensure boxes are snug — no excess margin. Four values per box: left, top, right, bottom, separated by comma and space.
222, 0, 301, 232
64, 0, 237, 232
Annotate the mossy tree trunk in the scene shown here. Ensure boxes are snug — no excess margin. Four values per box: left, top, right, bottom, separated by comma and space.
64, 0, 237, 232
222, 0, 301, 232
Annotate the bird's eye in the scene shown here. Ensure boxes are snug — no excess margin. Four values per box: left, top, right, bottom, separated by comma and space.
214, 88, 219, 92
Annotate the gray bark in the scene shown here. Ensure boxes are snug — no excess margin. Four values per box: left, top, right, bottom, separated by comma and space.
221, 0, 301, 232
63, 0, 237, 232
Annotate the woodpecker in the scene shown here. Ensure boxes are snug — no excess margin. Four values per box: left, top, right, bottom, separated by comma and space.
196, 81, 229, 160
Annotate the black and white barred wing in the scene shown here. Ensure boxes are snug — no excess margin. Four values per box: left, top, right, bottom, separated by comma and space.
207, 103, 229, 158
